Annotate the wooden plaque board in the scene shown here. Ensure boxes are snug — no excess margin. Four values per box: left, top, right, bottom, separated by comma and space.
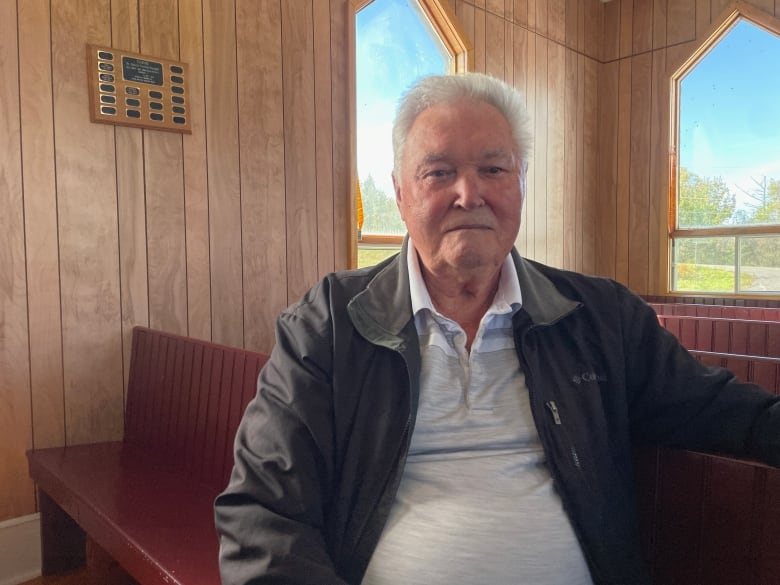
87, 44, 192, 134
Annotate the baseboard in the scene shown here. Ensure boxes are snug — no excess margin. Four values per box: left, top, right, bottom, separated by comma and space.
0, 513, 41, 585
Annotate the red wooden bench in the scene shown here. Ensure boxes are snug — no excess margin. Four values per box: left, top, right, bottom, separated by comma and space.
27, 326, 269, 585
26, 328, 779, 584
656, 314, 780, 357
635, 351, 780, 584
649, 302, 780, 321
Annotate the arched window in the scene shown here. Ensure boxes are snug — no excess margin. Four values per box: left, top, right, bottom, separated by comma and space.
352, 0, 471, 268
670, 7, 780, 295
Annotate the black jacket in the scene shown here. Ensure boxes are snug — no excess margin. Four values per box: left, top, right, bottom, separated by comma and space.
215, 241, 780, 584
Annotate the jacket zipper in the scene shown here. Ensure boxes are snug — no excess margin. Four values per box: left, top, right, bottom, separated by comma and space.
546, 400, 562, 425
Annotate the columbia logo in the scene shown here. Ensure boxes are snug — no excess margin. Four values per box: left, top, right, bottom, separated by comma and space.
572, 372, 607, 385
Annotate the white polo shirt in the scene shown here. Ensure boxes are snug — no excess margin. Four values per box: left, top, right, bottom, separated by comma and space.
362, 243, 593, 585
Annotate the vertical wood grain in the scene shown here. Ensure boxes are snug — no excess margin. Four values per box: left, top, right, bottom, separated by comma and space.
204, 0, 244, 347
112, 0, 147, 396
18, 0, 66, 450
564, 49, 578, 270
649, 47, 668, 294
667, 0, 696, 45
597, 61, 619, 277
615, 58, 632, 284
474, 0, 487, 72
696, 0, 712, 38
140, 0, 188, 337
633, 0, 654, 54
282, 0, 318, 302
486, 10, 506, 78
548, 0, 566, 43
237, 0, 288, 354
179, 0, 212, 342
0, 0, 35, 520
628, 52, 652, 293
514, 25, 530, 253
603, 0, 620, 62
515, 0, 529, 27
331, 0, 351, 272
653, 0, 667, 50
583, 0, 603, 61
620, 0, 634, 58
51, 0, 124, 445
533, 36, 548, 263
582, 56, 599, 275
546, 40, 565, 267
314, 0, 336, 277
565, 0, 579, 52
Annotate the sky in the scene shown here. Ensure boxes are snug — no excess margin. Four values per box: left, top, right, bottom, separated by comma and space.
356, 0, 449, 197
679, 19, 780, 210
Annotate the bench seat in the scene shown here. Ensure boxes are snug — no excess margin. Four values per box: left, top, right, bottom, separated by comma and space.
27, 326, 269, 585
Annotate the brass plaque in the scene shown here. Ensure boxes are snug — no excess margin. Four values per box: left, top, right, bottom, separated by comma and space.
87, 44, 192, 134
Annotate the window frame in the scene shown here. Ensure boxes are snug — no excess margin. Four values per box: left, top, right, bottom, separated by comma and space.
349, 0, 472, 268
667, 2, 780, 298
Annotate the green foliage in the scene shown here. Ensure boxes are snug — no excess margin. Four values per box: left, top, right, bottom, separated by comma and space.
675, 264, 756, 292
357, 247, 399, 268
677, 167, 735, 228
360, 175, 406, 236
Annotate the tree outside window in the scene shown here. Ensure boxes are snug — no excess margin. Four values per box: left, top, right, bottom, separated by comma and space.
672, 13, 780, 295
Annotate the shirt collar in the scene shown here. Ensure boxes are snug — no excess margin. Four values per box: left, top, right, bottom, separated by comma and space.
407, 239, 523, 319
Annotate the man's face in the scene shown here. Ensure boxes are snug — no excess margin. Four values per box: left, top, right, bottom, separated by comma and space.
394, 99, 525, 277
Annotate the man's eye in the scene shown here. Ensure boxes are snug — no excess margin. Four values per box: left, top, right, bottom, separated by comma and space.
484, 166, 505, 175
426, 169, 451, 178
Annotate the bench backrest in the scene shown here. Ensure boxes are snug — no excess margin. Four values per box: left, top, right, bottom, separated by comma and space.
690, 350, 780, 394
650, 302, 780, 321
125, 326, 269, 491
657, 315, 780, 357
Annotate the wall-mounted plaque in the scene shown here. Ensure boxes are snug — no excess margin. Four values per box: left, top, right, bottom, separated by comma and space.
87, 44, 192, 134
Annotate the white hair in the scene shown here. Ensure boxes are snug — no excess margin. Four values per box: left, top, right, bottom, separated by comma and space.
391, 72, 533, 178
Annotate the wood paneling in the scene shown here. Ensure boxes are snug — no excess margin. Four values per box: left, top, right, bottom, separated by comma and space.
19, 0, 65, 450
1, 0, 350, 523
0, 0, 35, 522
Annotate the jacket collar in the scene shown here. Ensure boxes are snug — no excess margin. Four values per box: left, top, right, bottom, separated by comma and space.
347, 237, 581, 346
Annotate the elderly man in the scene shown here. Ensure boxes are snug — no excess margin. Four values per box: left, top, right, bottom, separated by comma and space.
215, 73, 780, 585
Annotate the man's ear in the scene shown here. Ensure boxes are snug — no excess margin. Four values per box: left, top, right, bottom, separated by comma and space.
393, 173, 403, 212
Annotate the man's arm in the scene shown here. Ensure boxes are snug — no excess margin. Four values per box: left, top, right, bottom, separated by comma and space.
620, 288, 780, 466
215, 309, 348, 585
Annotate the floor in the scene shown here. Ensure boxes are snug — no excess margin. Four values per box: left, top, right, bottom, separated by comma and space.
19, 568, 88, 585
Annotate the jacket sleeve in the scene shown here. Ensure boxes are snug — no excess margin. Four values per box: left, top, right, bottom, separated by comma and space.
619, 286, 780, 467
214, 302, 348, 585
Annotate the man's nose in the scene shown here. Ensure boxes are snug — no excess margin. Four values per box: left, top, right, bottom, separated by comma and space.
452, 170, 485, 209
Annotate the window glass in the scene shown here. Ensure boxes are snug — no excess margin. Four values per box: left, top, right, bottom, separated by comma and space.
673, 17, 780, 293
356, 0, 451, 267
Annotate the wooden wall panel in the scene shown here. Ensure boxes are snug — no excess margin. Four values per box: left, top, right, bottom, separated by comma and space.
597, 61, 619, 278
330, 0, 351, 272
546, 40, 565, 267
179, 0, 212, 344
141, 0, 188, 338
19, 0, 65, 450
112, 0, 148, 394
52, 0, 125, 447
0, 0, 35, 521
532, 36, 548, 263
628, 52, 652, 293
282, 1, 319, 302
237, 0, 288, 353
314, 0, 336, 277
204, 0, 244, 348
582, 57, 599, 276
